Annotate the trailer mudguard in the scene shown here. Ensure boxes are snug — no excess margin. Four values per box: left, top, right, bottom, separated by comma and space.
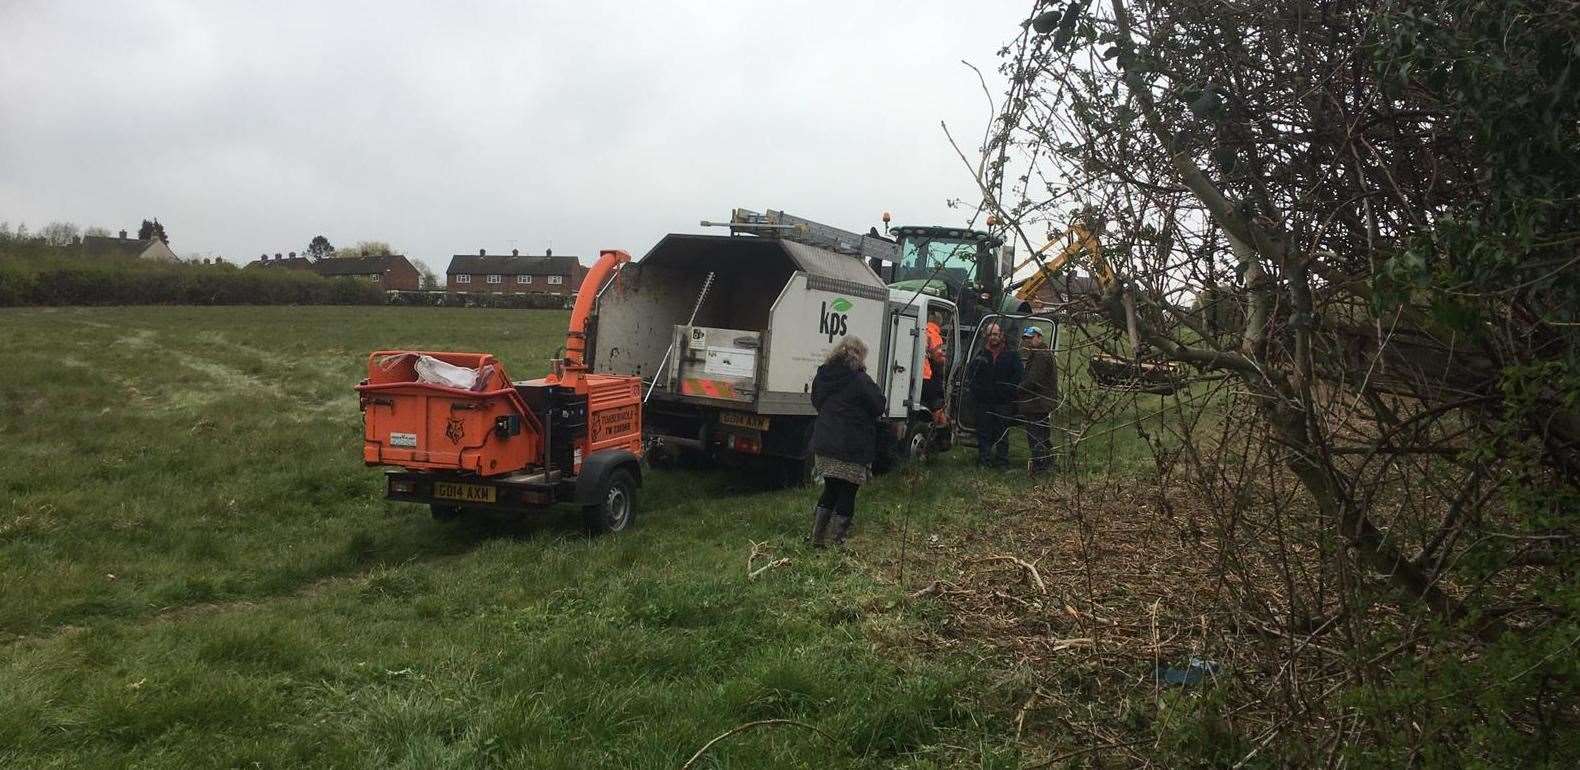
573, 450, 643, 505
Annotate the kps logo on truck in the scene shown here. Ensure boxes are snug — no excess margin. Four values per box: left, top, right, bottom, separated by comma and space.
819, 298, 853, 342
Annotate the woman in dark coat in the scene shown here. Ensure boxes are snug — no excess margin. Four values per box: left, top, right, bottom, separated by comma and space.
808, 336, 885, 548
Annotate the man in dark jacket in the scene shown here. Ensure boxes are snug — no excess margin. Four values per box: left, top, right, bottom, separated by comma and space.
809, 337, 886, 547
1017, 326, 1058, 474
967, 323, 1022, 468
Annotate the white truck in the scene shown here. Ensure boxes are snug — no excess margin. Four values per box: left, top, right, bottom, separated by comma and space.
589, 229, 963, 481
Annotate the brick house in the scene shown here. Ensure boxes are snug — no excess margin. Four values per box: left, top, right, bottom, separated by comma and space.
82, 230, 180, 262
311, 255, 421, 290
445, 249, 585, 295
245, 252, 421, 290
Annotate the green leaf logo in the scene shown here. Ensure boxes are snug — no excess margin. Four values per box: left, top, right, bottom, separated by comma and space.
830, 298, 852, 312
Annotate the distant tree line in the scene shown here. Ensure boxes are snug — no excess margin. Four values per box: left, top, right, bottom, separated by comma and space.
2, 223, 452, 304
0, 233, 382, 306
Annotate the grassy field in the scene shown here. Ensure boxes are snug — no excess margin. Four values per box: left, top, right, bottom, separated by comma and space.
0, 306, 1196, 768
1, 306, 1071, 769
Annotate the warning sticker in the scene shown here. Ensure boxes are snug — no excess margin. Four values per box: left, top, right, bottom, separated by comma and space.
703, 347, 755, 378
389, 432, 418, 448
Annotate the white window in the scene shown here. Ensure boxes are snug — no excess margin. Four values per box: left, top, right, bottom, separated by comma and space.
486, 274, 502, 284
516, 274, 531, 284
548, 275, 564, 285
455, 274, 471, 284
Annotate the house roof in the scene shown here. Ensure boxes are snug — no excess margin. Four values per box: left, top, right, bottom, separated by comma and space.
446, 254, 580, 275
82, 235, 159, 258
313, 254, 414, 276
246, 257, 314, 270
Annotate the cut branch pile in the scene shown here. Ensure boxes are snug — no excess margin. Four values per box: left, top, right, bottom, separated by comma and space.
885, 474, 1412, 764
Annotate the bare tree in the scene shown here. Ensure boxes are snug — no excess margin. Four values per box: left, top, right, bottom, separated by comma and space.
40, 221, 80, 247
337, 240, 396, 258
965, 0, 1580, 759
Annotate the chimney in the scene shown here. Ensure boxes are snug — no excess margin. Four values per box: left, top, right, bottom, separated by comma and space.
479, 248, 486, 256
511, 248, 519, 256
545, 247, 553, 257
118, 229, 127, 239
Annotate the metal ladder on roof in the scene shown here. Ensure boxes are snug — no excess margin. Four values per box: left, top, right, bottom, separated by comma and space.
699, 208, 899, 264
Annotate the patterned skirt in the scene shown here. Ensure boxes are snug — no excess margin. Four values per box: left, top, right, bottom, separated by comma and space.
814, 454, 871, 486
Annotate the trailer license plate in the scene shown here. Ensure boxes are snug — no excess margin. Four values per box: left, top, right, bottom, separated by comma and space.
720, 411, 769, 431
433, 482, 496, 503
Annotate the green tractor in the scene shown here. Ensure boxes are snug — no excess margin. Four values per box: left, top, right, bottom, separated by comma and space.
880, 224, 1031, 330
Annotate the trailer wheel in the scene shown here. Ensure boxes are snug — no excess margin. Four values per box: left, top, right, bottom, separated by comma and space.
583, 468, 637, 534
430, 504, 462, 521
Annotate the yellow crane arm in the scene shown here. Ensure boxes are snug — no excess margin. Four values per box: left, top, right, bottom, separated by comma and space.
1012, 224, 1108, 302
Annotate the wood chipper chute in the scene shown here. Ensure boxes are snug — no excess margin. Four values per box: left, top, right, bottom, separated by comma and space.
356, 249, 646, 532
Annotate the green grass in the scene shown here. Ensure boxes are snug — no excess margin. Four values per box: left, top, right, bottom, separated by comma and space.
0, 306, 1075, 769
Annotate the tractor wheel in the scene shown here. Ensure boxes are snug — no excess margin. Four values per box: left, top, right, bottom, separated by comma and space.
430, 504, 462, 522
582, 468, 637, 534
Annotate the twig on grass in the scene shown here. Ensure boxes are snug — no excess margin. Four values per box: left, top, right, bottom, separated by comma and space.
979, 555, 1049, 594
745, 540, 789, 580
680, 719, 838, 769
749, 558, 789, 580
1015, 690, 1040, 739
1018, 737, 1154, 769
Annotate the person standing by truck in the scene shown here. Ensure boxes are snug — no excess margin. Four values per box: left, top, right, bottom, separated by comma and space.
920, 311, 948, 423
1017, 326, 1058, 475
967, 323, 1023, 469
808, 336, 885, 548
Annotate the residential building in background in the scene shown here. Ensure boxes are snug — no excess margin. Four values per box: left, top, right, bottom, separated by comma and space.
311, 255, 420, 290
244, 252, 421, 290
246, 252, 314, 271
81, 230, 179, 262
445, 249, 584, 295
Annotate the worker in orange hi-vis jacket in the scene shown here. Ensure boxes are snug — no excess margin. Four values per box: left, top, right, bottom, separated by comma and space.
921, 313, 949, 425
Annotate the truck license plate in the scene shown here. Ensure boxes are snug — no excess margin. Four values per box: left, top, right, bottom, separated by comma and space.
719, 411, 769, 431
433, 482, 496, 503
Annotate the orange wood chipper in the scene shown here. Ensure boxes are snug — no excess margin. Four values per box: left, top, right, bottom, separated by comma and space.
356, 249, 645, 532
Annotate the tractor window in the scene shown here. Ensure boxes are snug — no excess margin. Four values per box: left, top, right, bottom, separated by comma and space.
896, 237, 978, 287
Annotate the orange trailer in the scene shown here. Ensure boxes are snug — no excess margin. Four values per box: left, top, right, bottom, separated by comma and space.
356, 250, 646, 532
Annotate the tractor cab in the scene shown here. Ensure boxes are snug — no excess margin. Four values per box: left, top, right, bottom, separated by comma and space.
882, 226, 1025, 329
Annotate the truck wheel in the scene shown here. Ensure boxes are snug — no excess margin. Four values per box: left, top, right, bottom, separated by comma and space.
903, 419, 934, 463
430, 504, 462, 522
583, 468, 637, 534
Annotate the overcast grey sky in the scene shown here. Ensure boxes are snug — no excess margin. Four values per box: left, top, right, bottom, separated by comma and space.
1, 1, 1026, 272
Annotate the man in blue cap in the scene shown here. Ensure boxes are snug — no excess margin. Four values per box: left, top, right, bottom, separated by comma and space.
1017, 325, 1058, 474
